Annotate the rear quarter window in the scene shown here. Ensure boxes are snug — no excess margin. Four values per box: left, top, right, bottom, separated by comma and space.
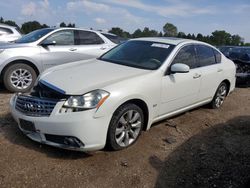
75, 30, 104, 45
213, 49, 222, 63
196, 45, 216, 67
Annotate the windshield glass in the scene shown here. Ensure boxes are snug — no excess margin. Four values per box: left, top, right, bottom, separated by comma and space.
15, 28, 54, 43
100, 40, 175, 70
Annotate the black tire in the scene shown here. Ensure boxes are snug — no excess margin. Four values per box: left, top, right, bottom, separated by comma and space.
211, 82, 228, 109
107, 103, 144, 151
3, 63, 37, 93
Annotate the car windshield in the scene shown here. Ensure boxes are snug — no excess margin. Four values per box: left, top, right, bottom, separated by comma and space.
100, 40, 175, 70
101, 33, 127, 44
15, 28, 54, 43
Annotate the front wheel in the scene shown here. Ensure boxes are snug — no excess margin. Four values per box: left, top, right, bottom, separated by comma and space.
107, 103, 144, 151
211, 82, 228, 109
3, 63, 37, 93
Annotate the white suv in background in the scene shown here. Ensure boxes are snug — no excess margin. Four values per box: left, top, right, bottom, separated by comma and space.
0, 28, 119, 92
0, 24, 22, 42
10, 38, 236, 152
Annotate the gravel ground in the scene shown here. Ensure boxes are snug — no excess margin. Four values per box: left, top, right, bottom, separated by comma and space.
0, 87, 249, 188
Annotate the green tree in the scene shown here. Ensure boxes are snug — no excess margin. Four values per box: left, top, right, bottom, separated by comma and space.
211, 30, 231, 45
4, 20, 18, 27
132, 29, 142, 38
186, 33, 192, 39
21, 21, 48, 34
0, 17, 4, 23
109, 27, 124, 37
177, 32, 186, 38
140, 27, 158, 37
231, 35, 242, 46
163, 23, 177, 37
196, 33, 203, 41
59, 22, 66, 27
67, 23, 75, 28
122, 31, 131, 38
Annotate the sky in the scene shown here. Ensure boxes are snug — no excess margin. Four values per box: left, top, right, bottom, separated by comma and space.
0, 0, 250, 42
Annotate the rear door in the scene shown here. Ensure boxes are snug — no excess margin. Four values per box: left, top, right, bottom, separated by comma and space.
74, 30, 110, 58
160, 44, 202, 115
195, 45, 223, 101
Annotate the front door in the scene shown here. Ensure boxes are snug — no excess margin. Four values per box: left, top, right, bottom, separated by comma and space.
40, 30, 84, 69
160, 45, 201, 115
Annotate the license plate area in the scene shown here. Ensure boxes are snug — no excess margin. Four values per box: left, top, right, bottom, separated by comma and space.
19, 119, 36, 132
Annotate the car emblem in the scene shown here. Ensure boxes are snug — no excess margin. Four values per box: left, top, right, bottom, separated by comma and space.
24, 102, 34, 111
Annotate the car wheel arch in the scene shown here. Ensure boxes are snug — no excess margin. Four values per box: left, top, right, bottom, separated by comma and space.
1, 59, 40, 80
110, 98, 150, 131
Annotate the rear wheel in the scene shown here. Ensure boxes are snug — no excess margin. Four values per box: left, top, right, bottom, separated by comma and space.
211, 82, 228, 109
107, 103, 144, 151
3, 63, 37, 93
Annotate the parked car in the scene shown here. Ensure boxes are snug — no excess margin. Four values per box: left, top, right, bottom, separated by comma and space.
10, 38, 236, 151
218, 46, 250, 84
0, 28, 118, 92
0, 24, 22, 43
217, 46, 235, 58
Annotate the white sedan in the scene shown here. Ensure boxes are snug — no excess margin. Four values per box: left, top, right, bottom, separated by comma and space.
10, 38, 236, 151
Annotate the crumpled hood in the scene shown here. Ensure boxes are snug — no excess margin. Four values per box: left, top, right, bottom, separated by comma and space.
39, 59, 151, 95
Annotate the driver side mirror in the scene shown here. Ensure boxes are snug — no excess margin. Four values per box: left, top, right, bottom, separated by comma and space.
40, 40, 56, 47
171, 63, 190, 73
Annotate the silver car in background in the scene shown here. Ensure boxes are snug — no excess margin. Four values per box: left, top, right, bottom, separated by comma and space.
0, 24, 22, 43
0, 28, 120, 92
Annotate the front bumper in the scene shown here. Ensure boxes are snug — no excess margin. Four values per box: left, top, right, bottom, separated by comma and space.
10, 95, 112, 151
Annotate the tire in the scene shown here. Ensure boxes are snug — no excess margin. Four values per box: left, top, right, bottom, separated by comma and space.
211, 82, 228, 109
3, 63, 37, 93
107, 103, 144, 151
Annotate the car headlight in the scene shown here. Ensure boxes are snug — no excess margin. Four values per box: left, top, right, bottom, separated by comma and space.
63, 90, 110, 110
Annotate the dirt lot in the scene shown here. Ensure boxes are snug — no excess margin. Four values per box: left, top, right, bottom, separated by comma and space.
0, 87, 250, 188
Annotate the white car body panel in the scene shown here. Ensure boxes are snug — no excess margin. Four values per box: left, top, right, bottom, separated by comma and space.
10, 38, 236, 151
0, 24, 22, 42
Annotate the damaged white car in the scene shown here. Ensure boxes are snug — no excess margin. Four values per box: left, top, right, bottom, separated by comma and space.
10, 38, 236, 151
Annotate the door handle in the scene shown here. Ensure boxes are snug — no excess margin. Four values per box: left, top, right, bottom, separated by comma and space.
69, 48, 77, 51
217, 68, 223, 72
193, 73, 201, 79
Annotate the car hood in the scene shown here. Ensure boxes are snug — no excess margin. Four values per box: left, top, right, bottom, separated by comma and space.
39, 59, 151, 95
0, 42, 34, 49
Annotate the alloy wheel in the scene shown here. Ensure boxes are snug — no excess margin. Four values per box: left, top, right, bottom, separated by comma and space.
115, 110, 142, 147
215, 84, 227, 108
10, 68, 33, 90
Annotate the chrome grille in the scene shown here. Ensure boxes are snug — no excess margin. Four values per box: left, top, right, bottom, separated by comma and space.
15, 95, 58, 117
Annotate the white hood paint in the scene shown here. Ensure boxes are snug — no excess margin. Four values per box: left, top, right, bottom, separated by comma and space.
40, 59, 151, 95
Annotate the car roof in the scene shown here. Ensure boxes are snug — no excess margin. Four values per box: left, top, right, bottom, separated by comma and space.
131, 37, 194, 45
0, 23, 17, 29
55, 27, 105, 33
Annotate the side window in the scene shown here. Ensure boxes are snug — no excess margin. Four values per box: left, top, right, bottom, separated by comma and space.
213, 49, 221, 63
0, 27, 13, 35
75, 30, 104, 45
44, 30, 74, 45
172, 45, 198, 69
196, 45, 216, 66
